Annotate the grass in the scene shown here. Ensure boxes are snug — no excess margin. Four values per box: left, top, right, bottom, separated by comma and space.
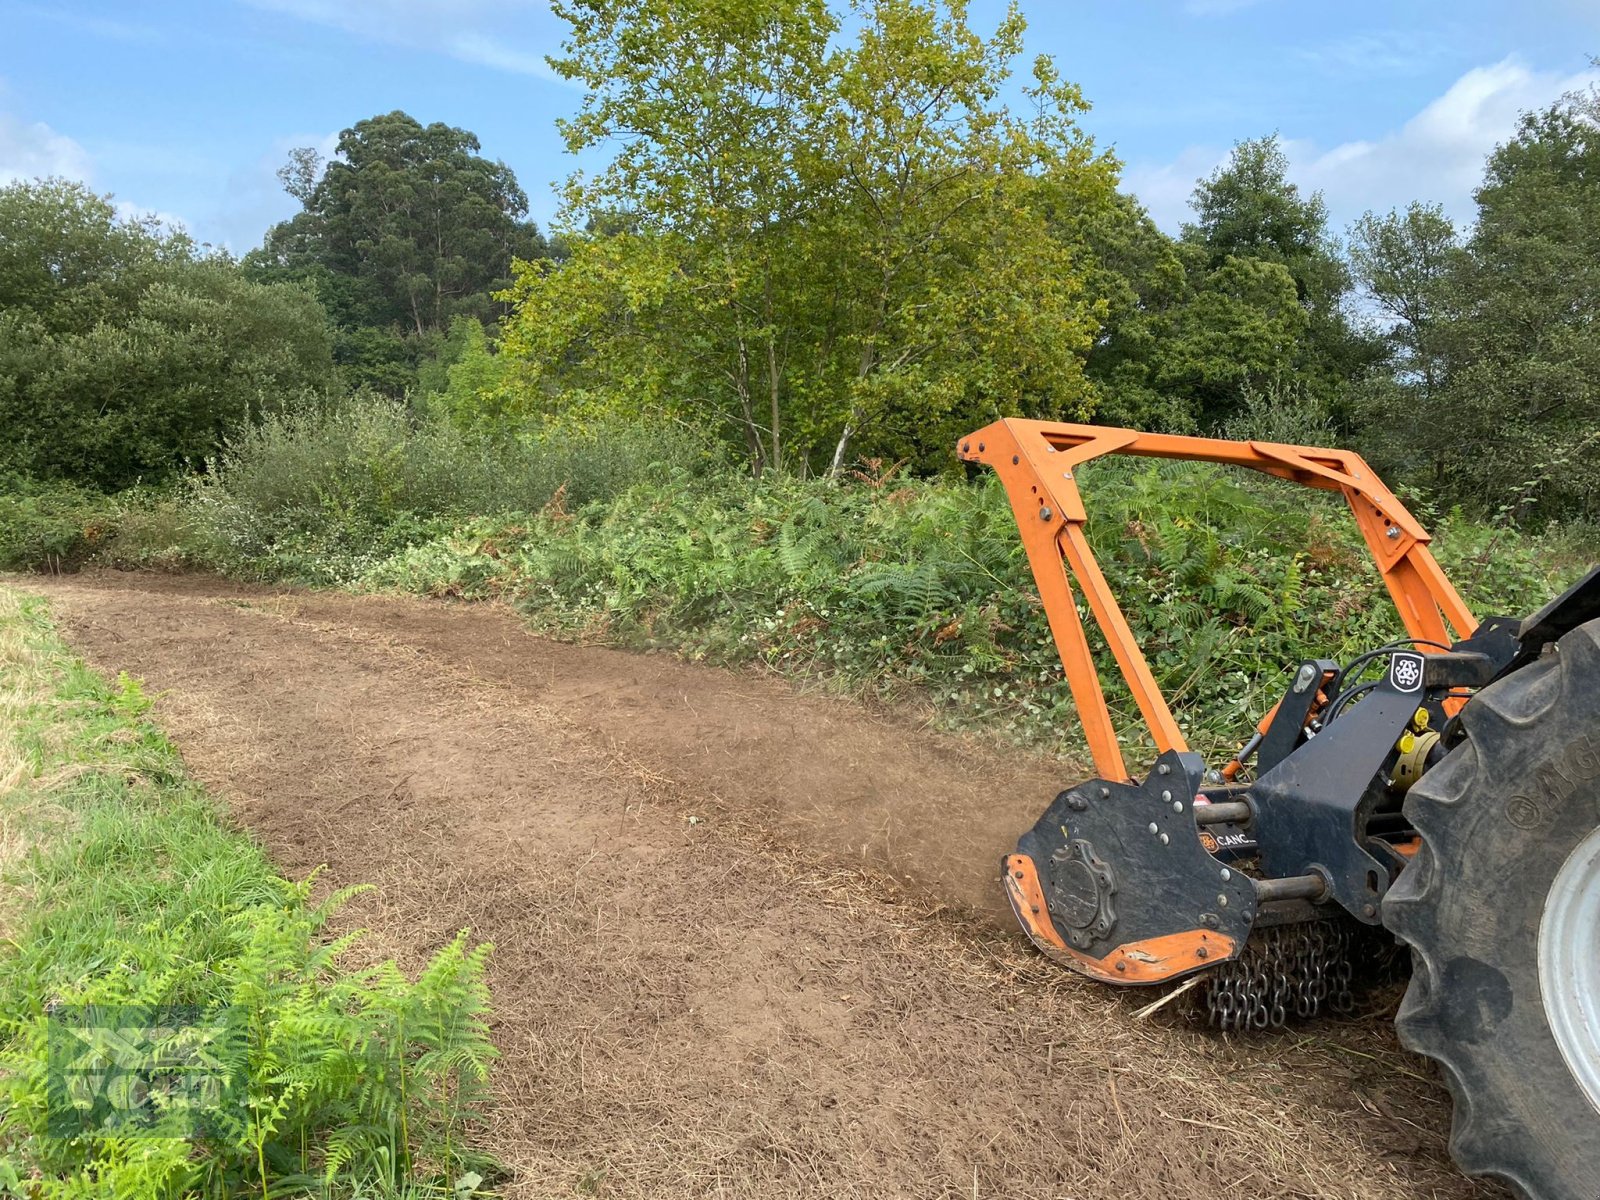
0, 586, 497, 1200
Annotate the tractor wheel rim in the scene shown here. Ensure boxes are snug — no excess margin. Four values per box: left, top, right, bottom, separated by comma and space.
1539, 822, 1600, 1116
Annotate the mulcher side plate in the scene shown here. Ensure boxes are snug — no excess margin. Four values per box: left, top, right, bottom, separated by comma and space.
1004, 750, 1257, 985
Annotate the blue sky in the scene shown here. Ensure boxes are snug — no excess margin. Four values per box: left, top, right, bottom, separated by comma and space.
2, 0, 1597, 252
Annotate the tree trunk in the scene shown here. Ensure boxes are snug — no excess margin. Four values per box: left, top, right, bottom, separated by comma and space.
827, 420, 855, 477
766, 337, 782, 475
735, 336, 766, 477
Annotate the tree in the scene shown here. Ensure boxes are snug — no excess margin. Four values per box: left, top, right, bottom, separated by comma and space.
248, 112, 552, 392
1347, 203, 1461, 484
1182, 136, 1374, 425
504, 0, 1118, 476
1433, 86, 1600, 518
0, 180, 335, 488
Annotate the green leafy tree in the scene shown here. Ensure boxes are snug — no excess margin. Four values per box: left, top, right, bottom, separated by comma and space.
1433, 86, 1600, 519
248, 112, 552, 393
1066, 191, 1307, 433
1182, 135, 1374, 426
1347, 202, 1462, 483
0, 180, 335, 489
504, 0, 1118, 475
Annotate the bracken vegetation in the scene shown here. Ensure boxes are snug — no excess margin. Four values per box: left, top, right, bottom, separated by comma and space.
0, 588, 497, 1198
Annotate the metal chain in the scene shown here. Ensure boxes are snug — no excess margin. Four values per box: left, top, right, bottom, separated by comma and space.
1199, 920, 1359, 1031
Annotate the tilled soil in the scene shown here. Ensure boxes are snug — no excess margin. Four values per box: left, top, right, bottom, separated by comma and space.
21, 571, 1498, 1200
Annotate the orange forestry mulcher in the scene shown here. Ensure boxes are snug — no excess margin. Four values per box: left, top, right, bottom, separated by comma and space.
962, 418, 1600, 1200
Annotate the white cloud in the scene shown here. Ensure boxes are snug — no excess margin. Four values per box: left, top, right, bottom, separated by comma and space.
203, 129, 339, 253
113, 200, 191, 237
0, 112, 94, 185
241, 0, 564, 79
1124, 56, 1600, 236
1295, 30, 1462, 78
0, 111, 194, 238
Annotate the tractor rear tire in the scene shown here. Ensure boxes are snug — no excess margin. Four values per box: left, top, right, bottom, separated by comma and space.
1384, 615, 1600, 1200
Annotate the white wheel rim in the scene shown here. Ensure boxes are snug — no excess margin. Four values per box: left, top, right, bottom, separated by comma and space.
1539, 823, 1600, 1116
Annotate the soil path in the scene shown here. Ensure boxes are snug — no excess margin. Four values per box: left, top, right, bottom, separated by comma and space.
21, 571, 1495, 1200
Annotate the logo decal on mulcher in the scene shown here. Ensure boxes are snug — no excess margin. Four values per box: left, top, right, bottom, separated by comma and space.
1390, 652, 1424, 693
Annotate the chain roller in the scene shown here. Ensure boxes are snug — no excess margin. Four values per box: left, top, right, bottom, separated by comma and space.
1199, 920, 1359, 1031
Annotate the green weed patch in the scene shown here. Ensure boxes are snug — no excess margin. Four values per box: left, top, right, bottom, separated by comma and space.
0, 587, 497, 1199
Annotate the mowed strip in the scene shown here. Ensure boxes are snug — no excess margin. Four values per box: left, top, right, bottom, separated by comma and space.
28, 572, 1494, 1200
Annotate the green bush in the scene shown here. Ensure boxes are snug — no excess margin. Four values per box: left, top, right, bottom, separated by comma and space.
188, 394, 711, 584
0, 483, 121, 571
360, 460, 1594, 762
0, 180, 336, 490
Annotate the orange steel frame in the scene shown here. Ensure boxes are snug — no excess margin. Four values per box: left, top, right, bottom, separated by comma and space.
958, 420, 1478, 783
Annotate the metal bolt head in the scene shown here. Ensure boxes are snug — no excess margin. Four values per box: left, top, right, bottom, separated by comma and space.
1039, 507, 1053, 521
1160, 790, 1172, 803
1363, 903, 1378, 918
1159, 833, 1170, 845
1196, 946, 1208, 960
1172, 800, 1183, 813
1217, 894, 1229, 907
1147, 822, 1159, 834
1386, 526, 1401, 540
1220, 868, 1232, 882
1067, 795, 1088, 812
1115, 960, 1126, 971
1099, 787, 1111, 799
1158, 763, 1171, 776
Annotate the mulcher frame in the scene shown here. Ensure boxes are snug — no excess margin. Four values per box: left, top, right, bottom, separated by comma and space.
957, 419, 1479, 782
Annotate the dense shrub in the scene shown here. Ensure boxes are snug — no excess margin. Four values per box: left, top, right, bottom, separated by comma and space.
0, 483, 120, 571
0, 180, 336, 490
359, 461, 1591, 762
187, 395, 711, 583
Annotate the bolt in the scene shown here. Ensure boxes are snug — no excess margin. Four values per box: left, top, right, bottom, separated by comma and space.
1161, 790, 1172, 803
1196, 946, 1208, 960
1147, 822, 1158, 834
1217, 894, 1229, 907
1040, 507, 1053, 521
1067, 795, 1088, 812
1363, 903, 1378, 918
1386, 526, 1401, 540
1115, 960, 1127, 972
1030, 904, 1040, 915
1099, 787, 1111, 799
1158, 763, 1171, 776
1220, 868, 1232, 882
1172, 800, 1183, 813
1159, 833, 1170, 845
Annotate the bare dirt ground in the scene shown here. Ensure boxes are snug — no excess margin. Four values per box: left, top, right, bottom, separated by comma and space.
19, 570, 1497, 1200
